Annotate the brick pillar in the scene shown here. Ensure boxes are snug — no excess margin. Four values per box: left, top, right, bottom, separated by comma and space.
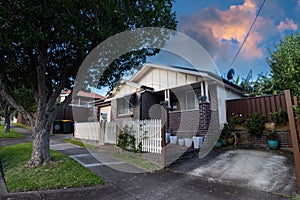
199, 83, 220, 158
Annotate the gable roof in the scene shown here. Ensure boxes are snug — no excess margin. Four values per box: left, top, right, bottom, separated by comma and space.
60, 89, 105, 100
77, 91, 105, 99
107, 79, 153, 98
131, 63, 245, 94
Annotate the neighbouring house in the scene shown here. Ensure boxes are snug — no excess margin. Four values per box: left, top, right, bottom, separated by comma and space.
17, 90, 105, 126
56, 89, 105, 122
95, 63, 245, 139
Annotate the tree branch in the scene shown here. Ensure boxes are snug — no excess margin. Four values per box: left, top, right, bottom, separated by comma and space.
0, 72, 34, 126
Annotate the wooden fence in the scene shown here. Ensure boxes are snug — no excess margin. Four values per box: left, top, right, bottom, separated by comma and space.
117, 119, 162, 154
104, 121, 117, 144
74, 122, 100, 141
56, 106, 91, 122
226, 94, 286, 122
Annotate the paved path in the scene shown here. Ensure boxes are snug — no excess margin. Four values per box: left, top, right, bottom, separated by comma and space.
0, 126, 294, 199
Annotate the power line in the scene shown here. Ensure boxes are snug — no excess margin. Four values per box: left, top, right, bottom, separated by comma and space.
227, 0, 266, 70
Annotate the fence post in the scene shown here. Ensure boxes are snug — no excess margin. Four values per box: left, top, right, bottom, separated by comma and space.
161, 106, 167, 168
99, 120, 105, 146
284, 90, 300, 193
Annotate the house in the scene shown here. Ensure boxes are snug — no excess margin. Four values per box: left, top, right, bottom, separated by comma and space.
56, 89, 105, 122
58, 89, 105, 108
95, 63, 245, 139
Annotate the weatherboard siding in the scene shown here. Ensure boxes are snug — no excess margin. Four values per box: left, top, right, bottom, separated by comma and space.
137, 68, 199, 91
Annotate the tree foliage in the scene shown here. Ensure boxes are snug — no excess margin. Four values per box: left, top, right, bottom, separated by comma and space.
267, 33, 300, 98
0, 0, 177, 166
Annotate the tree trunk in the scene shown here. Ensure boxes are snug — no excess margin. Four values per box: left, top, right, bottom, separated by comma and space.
26, 126, 50, 167
26, 117, 53, 167
4, 104, 11, 133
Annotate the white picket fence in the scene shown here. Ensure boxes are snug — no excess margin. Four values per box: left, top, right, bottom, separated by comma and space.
116, 119, 162, 154
74, 119, 162, 154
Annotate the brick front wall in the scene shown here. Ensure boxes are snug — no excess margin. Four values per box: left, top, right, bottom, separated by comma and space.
168, 103, 211, 138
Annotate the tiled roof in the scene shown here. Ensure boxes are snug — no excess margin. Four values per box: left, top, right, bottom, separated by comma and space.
60, 89, 105, 100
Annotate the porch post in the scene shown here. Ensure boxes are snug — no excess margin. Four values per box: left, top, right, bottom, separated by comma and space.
284, 90, 300, 193
200, 81, 204, 97
205, 81, 209, 102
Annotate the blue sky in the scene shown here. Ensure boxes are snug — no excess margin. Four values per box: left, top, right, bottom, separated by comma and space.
148, 0, 300, 80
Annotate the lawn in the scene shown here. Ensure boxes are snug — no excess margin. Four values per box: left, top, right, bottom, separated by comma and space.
0, 125, 24, 138
0, 142, 105, 192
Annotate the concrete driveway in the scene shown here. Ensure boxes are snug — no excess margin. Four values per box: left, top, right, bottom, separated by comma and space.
168, 149, 298, 196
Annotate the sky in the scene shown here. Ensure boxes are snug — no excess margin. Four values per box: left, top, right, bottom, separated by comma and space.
148, 0, 300, 80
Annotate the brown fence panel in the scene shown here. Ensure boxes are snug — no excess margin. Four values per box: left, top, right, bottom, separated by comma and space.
226, 94, 287, 122
55, 106, 92, 122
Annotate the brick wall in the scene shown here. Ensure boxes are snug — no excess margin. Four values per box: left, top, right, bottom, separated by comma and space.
236, 128, 292, 149
141, 91, 162, 120
168, 103, 211, 138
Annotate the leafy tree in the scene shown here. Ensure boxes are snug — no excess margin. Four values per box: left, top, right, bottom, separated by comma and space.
267, 33, 300, 99
0, 0, 176, 167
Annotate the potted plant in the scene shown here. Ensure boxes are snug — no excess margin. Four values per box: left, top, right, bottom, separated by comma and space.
178, 138, 185, 146
185, 138, 193, 147
165, 128, 172, 144
214, 138, 222, 148
169, 129, 177, 144
226, 135, 235, 145
221, 123, 235, 145
267, 130, 279, 150
193, 135, 204, 149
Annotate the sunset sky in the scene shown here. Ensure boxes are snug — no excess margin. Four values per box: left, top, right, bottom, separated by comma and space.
149, 0, 300, 80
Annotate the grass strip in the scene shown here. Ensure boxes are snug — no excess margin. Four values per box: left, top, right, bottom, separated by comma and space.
0, 142, 104, 192
13, 123, 32, 131
63, 138, 98, 149
63, 139, 160, 171
110, 152, 161, 171
0, 125, 24, 138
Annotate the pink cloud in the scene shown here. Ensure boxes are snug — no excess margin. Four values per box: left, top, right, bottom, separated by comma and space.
277, 18, 298, 32
179, 0, 267, 60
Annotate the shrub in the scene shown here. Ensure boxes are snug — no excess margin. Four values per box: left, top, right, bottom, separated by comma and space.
117, 125, 136, 151
117, 125, 142, 153
246, 113, 265, 136
293, 105, 300, 119
229, 114, 245, 125
271, 108, 288, 124
221, 123, 235, 138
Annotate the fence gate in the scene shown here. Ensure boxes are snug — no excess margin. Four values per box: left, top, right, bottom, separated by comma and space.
101, 119, 162, 154
104, 121, 117, 144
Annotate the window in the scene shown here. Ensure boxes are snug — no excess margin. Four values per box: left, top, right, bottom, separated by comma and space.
117, 94, 137, 116
186, 91, 197, 110
117, 97, 131, 115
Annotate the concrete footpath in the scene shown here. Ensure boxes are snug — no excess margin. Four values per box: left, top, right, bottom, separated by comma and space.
0, 126, 297, 200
